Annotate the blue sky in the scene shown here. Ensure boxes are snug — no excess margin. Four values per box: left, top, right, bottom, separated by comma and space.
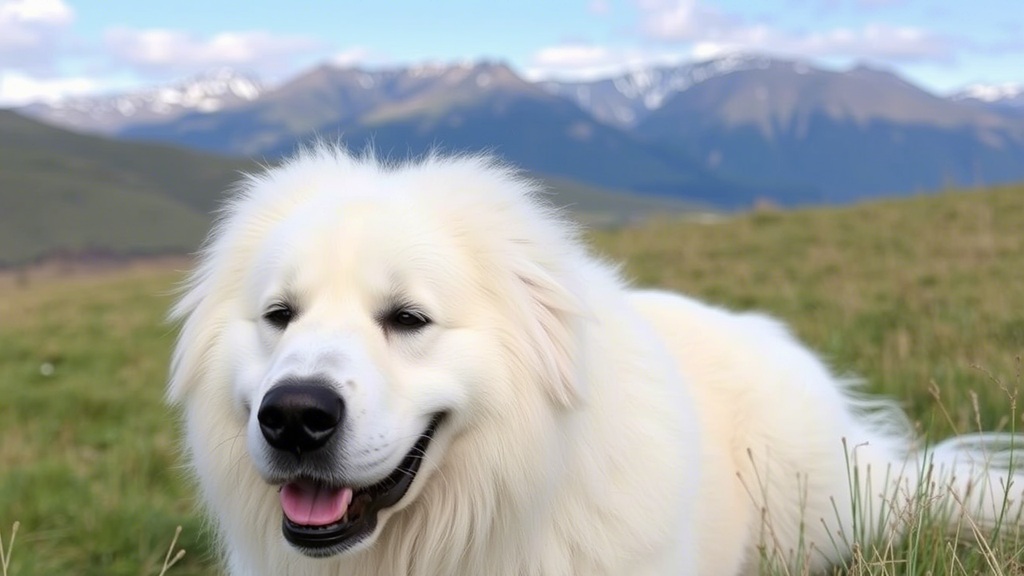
1, 0, 1021, 104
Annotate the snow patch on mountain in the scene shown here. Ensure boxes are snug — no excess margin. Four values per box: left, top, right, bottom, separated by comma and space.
953, 83, 1024, 103
541, 54, 773, 127
18, 68, 263, 134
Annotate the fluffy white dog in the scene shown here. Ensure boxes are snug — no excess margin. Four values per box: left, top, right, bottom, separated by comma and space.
169, 147, 1021, 576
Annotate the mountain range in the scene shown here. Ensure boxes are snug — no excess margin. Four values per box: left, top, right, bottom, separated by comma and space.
18, 68, 264, 134
632, 61, 1024, 203
15, 54, 1024, 209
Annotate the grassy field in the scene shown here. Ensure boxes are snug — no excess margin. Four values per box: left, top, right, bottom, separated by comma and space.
0, 264, 212, 575
595, 184, 1024, 439
1, 184, 1023, 574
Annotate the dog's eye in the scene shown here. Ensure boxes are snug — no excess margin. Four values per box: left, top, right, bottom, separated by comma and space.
386, 308, 430, 331
263, 304, 295, 330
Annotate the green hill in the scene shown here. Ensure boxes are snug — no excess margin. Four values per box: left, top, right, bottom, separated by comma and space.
0, 110, 254, 265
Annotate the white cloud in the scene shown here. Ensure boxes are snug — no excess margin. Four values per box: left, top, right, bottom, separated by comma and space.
685, 23, 952, 62
527, 44, 627, 80
527, 0, 953, 82
802, 24, 952, 60
0, 0, 74, 72
103, 28, 325, 79
0, 0, 72, 23
329, 46, 376, 68
533, 44, 614, 69
588, 0, 612, 15
634, 0, 953, 63
524, 43, 683, 80
635, 0, 736, 42
0, 70, 101, 105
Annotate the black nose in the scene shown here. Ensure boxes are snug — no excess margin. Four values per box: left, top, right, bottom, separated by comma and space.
257, 383, 345, 455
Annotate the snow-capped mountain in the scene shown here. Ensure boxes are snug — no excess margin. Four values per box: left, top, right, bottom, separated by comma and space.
952, 83, 1024, 103
18, 68, 263, 134
950, 83, 1024, 116
540, 54, 774, 127
9, 55, 1024, 209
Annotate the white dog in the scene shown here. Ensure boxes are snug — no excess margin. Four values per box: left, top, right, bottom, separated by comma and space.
169, 147, 1021, 575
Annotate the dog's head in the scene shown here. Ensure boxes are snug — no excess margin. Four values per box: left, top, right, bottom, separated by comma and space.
168, 148, 589, 558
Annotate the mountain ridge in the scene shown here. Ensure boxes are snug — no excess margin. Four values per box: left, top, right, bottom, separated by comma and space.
14, 54, 1024, 208
18, 68, 263, 134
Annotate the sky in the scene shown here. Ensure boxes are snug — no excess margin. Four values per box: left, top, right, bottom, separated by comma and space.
1, 0, 1022, 105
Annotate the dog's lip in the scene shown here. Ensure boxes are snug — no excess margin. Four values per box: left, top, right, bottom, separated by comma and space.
279, 412, 446, 554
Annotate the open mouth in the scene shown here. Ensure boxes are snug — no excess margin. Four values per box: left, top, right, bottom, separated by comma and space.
278, 413, 445, 554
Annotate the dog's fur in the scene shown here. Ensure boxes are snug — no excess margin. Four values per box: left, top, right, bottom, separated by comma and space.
169, 147, 1022, 575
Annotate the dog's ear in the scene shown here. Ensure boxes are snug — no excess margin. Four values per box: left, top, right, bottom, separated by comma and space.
166, 268, 223, 404
518, 263, 587, 409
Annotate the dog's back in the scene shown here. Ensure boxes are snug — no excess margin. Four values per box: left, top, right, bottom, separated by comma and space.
630, 289, 1024, 574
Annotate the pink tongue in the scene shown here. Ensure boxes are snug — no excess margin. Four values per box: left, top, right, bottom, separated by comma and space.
280, 481, 352, 526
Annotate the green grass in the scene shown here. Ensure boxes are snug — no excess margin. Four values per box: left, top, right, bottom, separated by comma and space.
595, 184, 1024, 438
0, 266, 215, 575
1, 184, 1023, 574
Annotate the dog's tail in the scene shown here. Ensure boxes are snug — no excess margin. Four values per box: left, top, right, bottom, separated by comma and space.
910, 433, 1024, 531
832, 385, 1024, 543
814, 430, 1024, 572
843, 432, 1024, 552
